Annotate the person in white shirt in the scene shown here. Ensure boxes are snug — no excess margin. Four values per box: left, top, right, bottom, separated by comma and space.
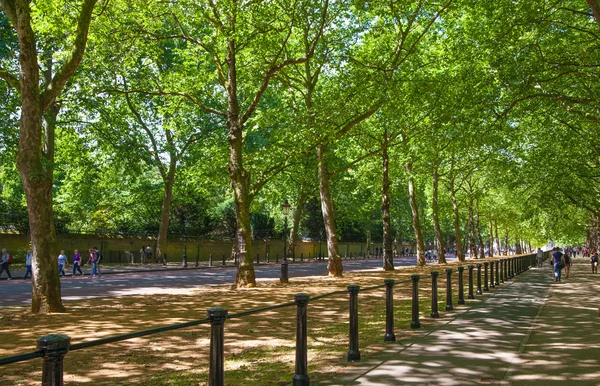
23, 249, 32, 279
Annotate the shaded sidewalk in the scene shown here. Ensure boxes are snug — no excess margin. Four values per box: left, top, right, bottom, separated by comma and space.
324, 258, 600, 385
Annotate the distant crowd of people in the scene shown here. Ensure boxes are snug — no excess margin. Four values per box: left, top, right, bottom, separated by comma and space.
542, 246, 599, 282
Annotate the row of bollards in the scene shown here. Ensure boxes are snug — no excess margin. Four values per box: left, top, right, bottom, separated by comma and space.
23, 254, 537, 386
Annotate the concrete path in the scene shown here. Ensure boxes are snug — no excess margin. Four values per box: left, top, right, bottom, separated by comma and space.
325, 258, 600, 385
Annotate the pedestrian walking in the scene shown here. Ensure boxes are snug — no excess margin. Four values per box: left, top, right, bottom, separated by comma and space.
0, 248, 12, 280
87, 248, 97, 278
23, 249, 32, 279
551, 247, 565, 282
591, 249, 598, 274
94, 247, 102, 278
564, 250, 572, 278
139, 246, 146, 264
536, 248, 544, 268
145, 245, 153, 263
72, 249, 83, 276
57, 250, 68, 277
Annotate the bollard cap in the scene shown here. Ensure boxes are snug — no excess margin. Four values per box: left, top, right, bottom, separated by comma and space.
36, 334, 71, 352
347, 284, 360, 292
477, 263, 482, 267
457, 265, 464, 271
445, 268, 453, 274
411, 274, 420, 281
384, 278, 395, 285
484, 261, 489, 266
468, 264, 474, 269
207, 307, 228, 321
295, 293, 310, 304
431, 271, 439, 277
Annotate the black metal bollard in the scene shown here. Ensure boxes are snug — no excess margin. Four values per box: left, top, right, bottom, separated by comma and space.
384, 279, 396, 342
209, 254, 213, 267
347, 284, 361, 361
430, 272, 439, 318
445, 268, 453, 311
495, 259, 500, 285
490, 261, 495, 288
38, 334, 70, 386
300, 253, 303, 262
208, 307, 228, 386
410, 274, 421, 329
266, 253, 269, 263
457, 266, 465, 305
483, 262, 489, 292
256, 253, 260, 264
222, 254, 225, 266
163, 253, 167, 265
293, 293, 310, 386
281, 260, 289, 284
508, 258, 513, 279
499, 259, 504, 283
468, 265, 475, 299
195, 254, 199, 268
476, 264, 483, 295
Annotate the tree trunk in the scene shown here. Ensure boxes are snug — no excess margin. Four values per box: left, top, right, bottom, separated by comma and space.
494, 219, 500, 256
432, 167, 446, 264
317, 145, 343, 277
381, 135, 394, 270
287, 188, 307, 258
405, 163, 426, 266
476, 200, 485, 259
12, 8, 64, 313
504, 231, 509, 255
489, 218, 494, 257
156, 165, 176, 264
468, 192, 477, 259
226, 39, 255, 288
450, 181, 464, 262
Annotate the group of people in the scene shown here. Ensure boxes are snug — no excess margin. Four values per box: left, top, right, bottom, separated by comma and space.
57, 247, 103, 278
0, 246, 103, 280
544, 246, 600, 281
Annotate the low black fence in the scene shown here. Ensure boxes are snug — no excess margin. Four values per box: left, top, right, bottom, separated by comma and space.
0, 254, 541, 386
102, 248, 409, 266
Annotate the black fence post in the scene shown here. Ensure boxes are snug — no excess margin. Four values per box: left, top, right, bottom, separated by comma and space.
163, 253, 167, 265
208, 307, 228, 386
293, 293, 310, 386
209, 254, 213, 267
300, 253, 303, 262
490, 261, 495, 288
347, 284, 361, 361
508, 258, 513, 279
468, 265, 475, 299
222, 254, 225, 266
411, 274, 421, 329
195, 254, 199, 268
476, 263, 483, 295
495, 259, 500, 285
384, 279, 396, 342
499, 259, 504, 283
256, 253, 260, 264
483, 262, 489, 292
38, 334, 70, 386
457, 266, 465, 305
430, 271, 439, 318
445, 268, 453, 311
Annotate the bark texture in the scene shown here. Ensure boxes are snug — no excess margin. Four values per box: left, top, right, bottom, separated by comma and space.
405, 163, 426, 266
381, 137, 394, 271
317, 145, 343, 277
432, 167, 446, 264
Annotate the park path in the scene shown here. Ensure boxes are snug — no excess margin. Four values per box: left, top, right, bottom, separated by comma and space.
324, 257, 600, 385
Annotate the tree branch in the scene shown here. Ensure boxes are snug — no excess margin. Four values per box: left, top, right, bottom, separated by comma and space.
39, 0, 98, 111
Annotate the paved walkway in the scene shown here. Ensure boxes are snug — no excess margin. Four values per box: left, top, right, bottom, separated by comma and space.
325, 258, 600, 385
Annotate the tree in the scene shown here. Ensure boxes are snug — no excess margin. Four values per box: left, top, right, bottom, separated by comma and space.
0, 0, 98, 313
